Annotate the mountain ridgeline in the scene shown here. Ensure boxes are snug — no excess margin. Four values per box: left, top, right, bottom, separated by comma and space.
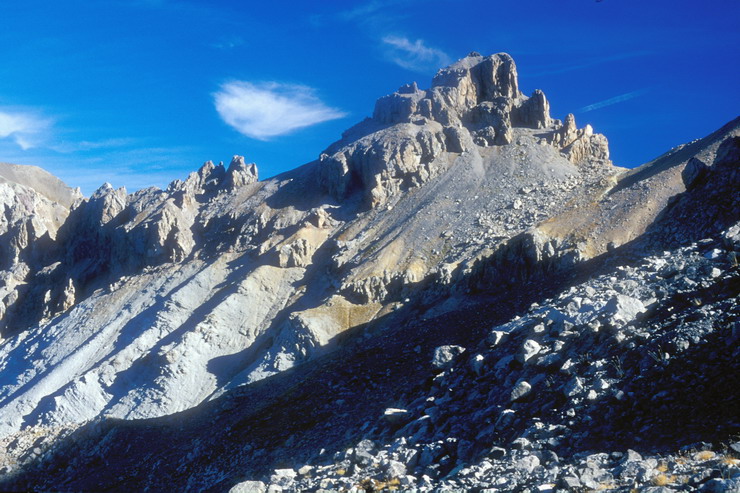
0, 53, 738, 492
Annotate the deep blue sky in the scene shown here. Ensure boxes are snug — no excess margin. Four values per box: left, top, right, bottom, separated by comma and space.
1, 0, 738, 195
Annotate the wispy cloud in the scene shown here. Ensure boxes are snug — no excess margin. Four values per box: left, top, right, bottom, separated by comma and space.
339, 1, 392, 21
580, 88, 649, 113
0, 109, 52, 150
50, 137, 138, 154
210, 35, 244, 50
213, 81, 346, 140
382, 36, 451, 73
529, 51, 655, 77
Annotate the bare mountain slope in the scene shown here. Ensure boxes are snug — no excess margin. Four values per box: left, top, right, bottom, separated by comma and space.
0, 53, 621, 439
1, 136, 738, 493
0, 53, 738, 492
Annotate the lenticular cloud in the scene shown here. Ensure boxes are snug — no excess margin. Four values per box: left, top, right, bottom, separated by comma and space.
213, 81, 346, 140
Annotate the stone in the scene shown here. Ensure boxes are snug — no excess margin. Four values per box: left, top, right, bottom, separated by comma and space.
489, 447, 507, 459
558, 476, 582, 489
270, 469, 296, 488
563, 377, 584, 397
229, 481, 267, 493
519, 339, 541, 363
385, 460, 407, 479
488, 330, 507, 346
513, 454, 540, 474
622, 449, 643, 464
432, 345, 466, 370
511, 437, 531, 450
510, 380, 532, 401
495, 409, 516, 429
471, 354, 486, 375
579, 465, 613, 489
700, 478, 740, 493
604, 294, 646, 326
682, 157, 709, 189
352, 439, 376, 466
383, 408, 410, 425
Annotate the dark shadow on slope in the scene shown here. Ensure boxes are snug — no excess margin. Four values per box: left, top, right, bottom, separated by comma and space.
0, 279, 564, 492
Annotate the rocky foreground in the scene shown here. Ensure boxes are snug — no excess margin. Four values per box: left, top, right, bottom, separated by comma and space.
0, 53, 738, 491
241, 227, 739, 492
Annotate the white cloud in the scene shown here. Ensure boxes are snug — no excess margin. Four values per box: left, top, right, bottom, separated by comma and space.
382, 35, 451, 73
213, 81, 346, 140
51, 137, 138, 154
0, 110, 51, 150
580, 88, 649, 113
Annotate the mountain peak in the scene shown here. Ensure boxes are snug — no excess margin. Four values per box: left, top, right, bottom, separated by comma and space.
319, 52, 609, 209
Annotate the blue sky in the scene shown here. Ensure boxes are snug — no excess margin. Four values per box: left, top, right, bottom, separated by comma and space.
1, 0, 738, 195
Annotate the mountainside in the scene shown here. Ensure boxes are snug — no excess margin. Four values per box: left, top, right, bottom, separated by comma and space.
0, 53, 738, 492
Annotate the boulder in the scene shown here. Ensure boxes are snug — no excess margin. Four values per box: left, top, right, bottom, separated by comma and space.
432, 345, 466, 370
604, 294, 646, 327
510, 380, 532, 401
682, 157, 709, 189
229, 481, 267, 493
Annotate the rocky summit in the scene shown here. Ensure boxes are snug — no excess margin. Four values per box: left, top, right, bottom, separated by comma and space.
0, 53, 738, 492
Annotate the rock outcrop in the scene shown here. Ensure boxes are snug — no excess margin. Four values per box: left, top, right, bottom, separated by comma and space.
319, 53, 609, 208
547, 113, 610, 163
0, 165, 82, 330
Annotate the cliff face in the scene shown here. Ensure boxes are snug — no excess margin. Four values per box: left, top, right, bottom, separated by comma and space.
0, 164, 82, 328
318, 53, 609, 210
0, 54, 737, 491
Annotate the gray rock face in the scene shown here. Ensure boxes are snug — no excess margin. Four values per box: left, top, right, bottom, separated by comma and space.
0, 168, 82, 330
513, 89, 551, 129
604, 294, 646, 327
319, 53, 611, 208
432, 345, 466, 370
229, 480, 267, 493
682, 157, 709, 189
510, 380, 532, 402
226, 155, 259, 190
547, 113, 610, 163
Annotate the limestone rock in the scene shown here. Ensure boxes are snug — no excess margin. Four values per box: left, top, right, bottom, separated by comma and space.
604, 294, 646, 327
547, 113, 610, 163
58, 278, 76, 312
88, 183, 128, 226
432, 345, 466, 370
278, 238, 313, 268
225, 156, 259, 190
682, 157, 709, 189
513, 89, 552, 129
229, 481, 266, 493
431, 53, 520, 111
510, 380, 532, 401
318, 53, 533, 207
373, 83, 427, 125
